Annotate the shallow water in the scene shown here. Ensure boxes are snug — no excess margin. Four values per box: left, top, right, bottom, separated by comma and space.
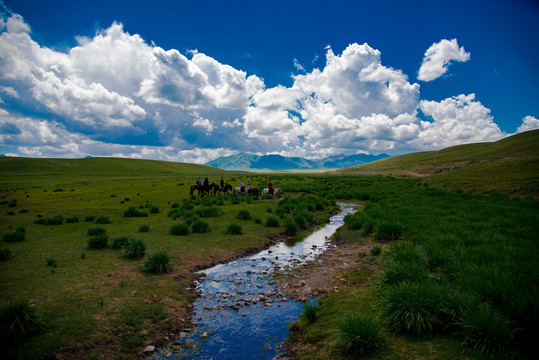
152, 203, 358, 360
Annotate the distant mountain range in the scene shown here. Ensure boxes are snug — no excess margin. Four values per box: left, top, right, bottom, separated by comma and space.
205, 152, 390, 170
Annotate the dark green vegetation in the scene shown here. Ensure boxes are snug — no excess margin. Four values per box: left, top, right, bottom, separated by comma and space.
0, 136, 537, 360
286, 176, 538, 359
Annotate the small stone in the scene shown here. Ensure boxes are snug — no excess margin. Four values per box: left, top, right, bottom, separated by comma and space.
143, 345, 155, 352
201, 332, 208, 338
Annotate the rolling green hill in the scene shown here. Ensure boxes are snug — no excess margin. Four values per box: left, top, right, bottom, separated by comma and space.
0, 156, 228, 183
348, 129, 539, 197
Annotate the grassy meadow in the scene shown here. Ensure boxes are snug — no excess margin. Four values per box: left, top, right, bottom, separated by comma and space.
0, 165, 332, 359
1, 146, 538, 359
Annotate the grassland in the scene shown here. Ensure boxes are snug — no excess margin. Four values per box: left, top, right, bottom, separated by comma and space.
0, 168, 332, 359
1, 137, 538, 360
347, 129, 539, 197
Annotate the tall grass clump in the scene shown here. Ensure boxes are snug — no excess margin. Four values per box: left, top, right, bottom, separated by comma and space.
235, 209, 252, 220
284, 218, 298, 235
333, 313, 385, 356
140, 250, 173, 274
191, 219, 210, 233
457, 302, 513, 354
65, 216, 79, 223
0, 299, 45, 342
375, 221, 403, 241
3, 227, 25, 242
302, 302, 318, 324
379, 281, 447, 335
378, 262, 429, 287
123, 206, 148, 217
94, 215, 111, 224
194, 206, 223, 218
265, 216, 279, 227
224, 223, 243, 235
87, 234, 108, 249
170, 223, 189, 236
138, 224, 150, 232
122, 239, 147, 260
111, 236, 132, 249
87, 226, 106, 236
0, 247, 13, 260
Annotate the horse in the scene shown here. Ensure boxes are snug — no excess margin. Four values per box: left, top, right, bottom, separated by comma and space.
245, 185, 258, 196
262, 187, 282, 197
199, 183, 216, 197
215, 184, 232, 196
234, 187, 242, 195
190, 184, 202, 196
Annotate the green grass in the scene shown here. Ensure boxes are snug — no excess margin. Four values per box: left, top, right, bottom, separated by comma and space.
1, 155, 537, 359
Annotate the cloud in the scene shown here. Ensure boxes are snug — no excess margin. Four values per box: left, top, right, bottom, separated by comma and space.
418, 39, 470, 81
517, 115, 539, 133
415, 94, 504, 148
0, 9, 511, 163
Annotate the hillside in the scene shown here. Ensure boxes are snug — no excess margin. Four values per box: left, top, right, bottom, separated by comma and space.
348, 129, 539, 197
0, 156, 227, 182
206, 152, 389, 170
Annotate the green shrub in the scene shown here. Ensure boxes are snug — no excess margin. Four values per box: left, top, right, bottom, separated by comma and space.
65, 216, 79, 223
235, 209, 252, 220
386, 241, 427, 267
3, 227, 25, 242
284, 218, 298, 235
191, 219, 210, 233
18, 209, 28, 214
375, 222, 403, 241
230, 196, 240, 205
302, 302, 318, 323
0, 299, 45, 342
170, 223, 190, 236
293, 214, 306, 229
94, 215, 111, 224
122, 239, 147, 260
140, 250, 173, 274
123, 206, 148, 217
254, 217, 262, 225
370, 246, 382, 256
334, 313, 385, 356
87, 234, 108, 249
224, 223, 243, 235
7, 199, 17, 207
149, 205, 159, 214
84, 215, 96, 222
138, 224, 150, 232
111, 236, 132, 249
0, 248, 12, 260
87, 226, 106, 236
6, 210, 15, 215
379, 281, 447, 335
265, 216, 280, 227
194, 206, 223, 218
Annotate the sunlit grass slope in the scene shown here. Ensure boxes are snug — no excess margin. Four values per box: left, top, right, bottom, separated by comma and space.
0, 156, 227, 182
347, 129, 539, 197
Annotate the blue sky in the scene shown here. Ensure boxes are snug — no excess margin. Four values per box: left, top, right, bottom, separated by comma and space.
0, 0, 538, 163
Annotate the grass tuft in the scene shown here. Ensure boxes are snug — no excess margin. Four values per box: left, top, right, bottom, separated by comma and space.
122, 239, 147, 260
0, 299, 45, 342
333, 313, 385, 356
140, 250, 173, 274
224, 223, 243, 235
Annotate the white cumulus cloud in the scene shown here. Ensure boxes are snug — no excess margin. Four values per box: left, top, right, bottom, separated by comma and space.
418, 39, 470, 81
517, 116, 539, 133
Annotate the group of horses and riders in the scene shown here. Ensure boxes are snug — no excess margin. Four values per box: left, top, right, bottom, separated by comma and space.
189, 177, 281, 197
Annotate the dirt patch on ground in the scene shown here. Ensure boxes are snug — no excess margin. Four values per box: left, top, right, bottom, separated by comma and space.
275, 242, 380, 301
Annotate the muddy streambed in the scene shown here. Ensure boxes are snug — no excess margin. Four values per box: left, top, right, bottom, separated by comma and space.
151, 203, 358, 360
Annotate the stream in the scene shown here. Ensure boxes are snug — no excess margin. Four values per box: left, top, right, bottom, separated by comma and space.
151, 203, 358, 360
